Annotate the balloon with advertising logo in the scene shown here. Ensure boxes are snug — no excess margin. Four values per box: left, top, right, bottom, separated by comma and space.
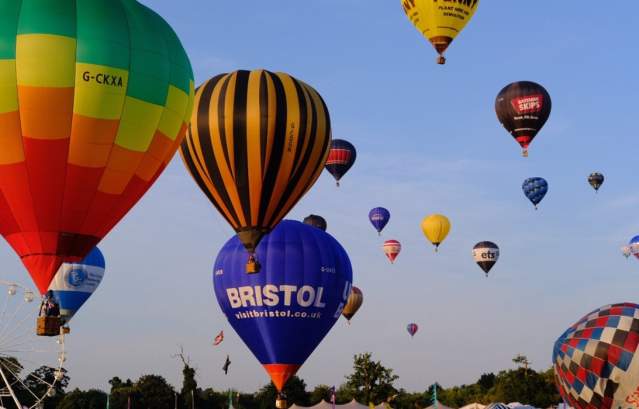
421, 214, 450, 251
48, 247, 105, 325
522, 177, 548, 209
325, 139, 356, 187
0, 0, 194, 294
407, 323, 418, 337
342, 286, 363, 324
401, 0, 480, 65
303, 214, 327, 231
383, 240, 401, 264
588, 172, 604, 193
553, 303, 639, 409
472, 241, 499, 277
369, 207, 390, 235
495, 81, 551, 157
181, 70, 331, 273
213, 220, 352, 404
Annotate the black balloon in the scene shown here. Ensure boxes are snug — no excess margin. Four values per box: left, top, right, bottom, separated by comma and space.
588, 172, 604, 192
303, 214, 327, 231
325, 139, 356, 186
495, 81, 551, 157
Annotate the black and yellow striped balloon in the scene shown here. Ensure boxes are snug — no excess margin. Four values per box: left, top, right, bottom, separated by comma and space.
180, 70, 331, 266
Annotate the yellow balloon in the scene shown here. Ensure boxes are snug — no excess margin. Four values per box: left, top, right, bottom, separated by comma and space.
421, 214, 451, 251
401, 0, 479, 64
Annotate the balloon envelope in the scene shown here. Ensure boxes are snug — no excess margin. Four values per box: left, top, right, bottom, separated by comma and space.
421, 214, 451, 250
495, 81, 551, 156
48, 247, 105, 323
0, 0, 194, 293
588, 172, 604, 192
342, 286, 363, 322
401, 0, 479, 64
629, 236, 639, 260
303, 215, 327, 231
369, 207, 390, 234
213, 220, 352, 392
407, 323, 418, 337
383, 240, 401, 264
181, 70, 331, 260
553, 303, 639, 409
325, 139, 356, 186
472, 241, 499, 276
522, 177, 548, 208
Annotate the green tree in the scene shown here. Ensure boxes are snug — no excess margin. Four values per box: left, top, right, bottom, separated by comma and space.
344, 352, 398, 405
488, 367, 560, 407
57, 388, 107, 409
22, 366, 69, 409
254, 376, 309, 409
309, 384, 332, 405
477, 373, 496, 392
174, 347, 198, 409
135, 374, 176, 409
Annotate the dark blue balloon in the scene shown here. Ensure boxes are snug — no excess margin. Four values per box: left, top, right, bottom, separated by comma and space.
213, 220, 352, 391
369, 207, 390, 234
522, 177, 548, 208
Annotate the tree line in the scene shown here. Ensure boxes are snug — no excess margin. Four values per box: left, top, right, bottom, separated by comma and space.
31, 352, 561, 409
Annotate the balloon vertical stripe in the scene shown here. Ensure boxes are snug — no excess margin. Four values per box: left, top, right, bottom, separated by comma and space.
181, 70, 331, 254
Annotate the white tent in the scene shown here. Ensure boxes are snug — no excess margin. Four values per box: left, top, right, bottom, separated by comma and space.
507, 403, 538, 409
425, 400, 455, 409
290, 399, 369, 409
460, 403, 486, 409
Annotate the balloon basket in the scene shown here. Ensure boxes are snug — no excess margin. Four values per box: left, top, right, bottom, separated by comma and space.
522, 149, 529, 157
276, 397, 287, 409
36, 316, 61, 337
246, 257, 261, 274
437, 55, 446, 65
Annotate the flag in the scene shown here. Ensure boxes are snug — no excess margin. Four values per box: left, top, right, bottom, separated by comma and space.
329, 386, 336, 409
213, 330, 224, 346
223, 355, 231, 374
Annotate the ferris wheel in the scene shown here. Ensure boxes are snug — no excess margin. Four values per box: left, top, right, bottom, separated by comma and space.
0, 280, 66, 409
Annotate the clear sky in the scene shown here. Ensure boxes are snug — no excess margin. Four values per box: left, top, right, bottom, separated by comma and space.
2, 0, 639, 395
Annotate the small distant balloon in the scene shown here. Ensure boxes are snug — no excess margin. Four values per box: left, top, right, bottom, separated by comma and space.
369, 207, 390, 235
588, 172, 604, 193
522, 177, 548, 209
622, 245, 632, 259
472, 242, 499, 277
325, 139, 356, 187
383, 240, 402, 264
303, 215, 327, 231
421, 214, 451, 251
406, 323, 418, 337
342, 287, 363, 323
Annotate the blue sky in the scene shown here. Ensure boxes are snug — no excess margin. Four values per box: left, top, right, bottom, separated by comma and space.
3, 0, 639, 394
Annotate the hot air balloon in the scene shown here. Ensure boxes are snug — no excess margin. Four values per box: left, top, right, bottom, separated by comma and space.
629, 236, 639, 260
181, 70, 331, 273
421, 214, 450, 251
48, 246, 105, 327
522, 177, 548, 209
553, 303, 639, 409
622, 245, 632, 259
342, 286, 363, 324
303, 215, 327, 231
325, 139, 356, 187
588, 172, 604, 193
383, 240, 402, 264
472, 241, 499, 277
406, 323, 418, 337
213, 220, 352, 407
401, 0, 480, 64
369, 207, 390, 235
495, 81, 551, 157
0, 0, 194, 294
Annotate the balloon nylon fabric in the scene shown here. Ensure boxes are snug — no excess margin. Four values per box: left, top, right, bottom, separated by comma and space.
48, 246, 105, 322
553, 303, 639, 409
0, 0, 194, 293
522, 178, 548, 206
181, 70, 331, 253
325, 139, 356, 183
369, 207, 390, 234
214, 220, 352, 391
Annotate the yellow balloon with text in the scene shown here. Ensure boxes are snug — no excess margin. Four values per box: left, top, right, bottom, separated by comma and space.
401, 0, 479, 64
421, 214, 451, 251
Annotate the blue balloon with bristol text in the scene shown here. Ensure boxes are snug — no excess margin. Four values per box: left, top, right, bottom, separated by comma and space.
213, 220, 352, 391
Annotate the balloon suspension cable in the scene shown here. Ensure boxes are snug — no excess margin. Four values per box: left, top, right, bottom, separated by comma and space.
246, 254, 261, 274
378, 232, 381, 236
434, 244, 439, 253
347, 320, 351, 326
336, 181, 340, 187
522, 149, 529, 157
437, 55, 446, 65
534, 205, 538, 211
